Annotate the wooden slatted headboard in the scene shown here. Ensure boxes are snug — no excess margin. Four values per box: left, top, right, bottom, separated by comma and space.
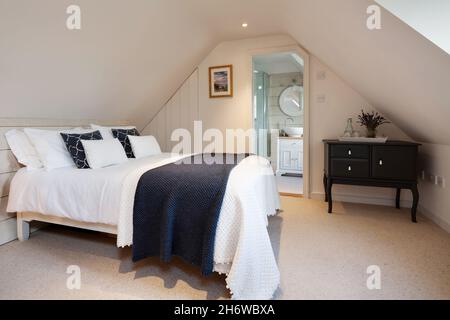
0, 118, 130, 245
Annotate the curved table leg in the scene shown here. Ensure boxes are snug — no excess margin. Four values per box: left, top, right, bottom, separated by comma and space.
411, 184, 419, 223
395, 188, 401, 209
323, 173, 328, 202
327, 178, 333, 213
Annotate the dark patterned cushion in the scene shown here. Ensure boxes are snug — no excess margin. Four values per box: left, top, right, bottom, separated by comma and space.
60, 131, 103, 169
111, 128, 140, 158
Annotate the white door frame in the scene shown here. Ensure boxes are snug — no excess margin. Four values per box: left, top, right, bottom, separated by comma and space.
249, 45, 311, 198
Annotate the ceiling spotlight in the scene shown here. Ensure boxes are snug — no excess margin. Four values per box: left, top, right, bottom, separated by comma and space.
242, 23, 248, 28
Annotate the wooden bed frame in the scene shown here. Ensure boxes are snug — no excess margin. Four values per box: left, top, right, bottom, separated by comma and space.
17, 211, 117, 241
0, 118, 129, 244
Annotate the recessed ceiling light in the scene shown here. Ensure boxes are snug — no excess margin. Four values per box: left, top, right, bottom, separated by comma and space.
242, 23, 248, 28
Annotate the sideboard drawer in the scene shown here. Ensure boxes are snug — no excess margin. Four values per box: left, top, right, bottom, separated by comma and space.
330, 144, 369, 159
372, 146, 417, 180
330, 159, 369, 178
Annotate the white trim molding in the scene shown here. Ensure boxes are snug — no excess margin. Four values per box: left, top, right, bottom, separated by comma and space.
0, 218, 18, 245
311, 191, 450, 233
418, 204, 450, 233
0, 217, 44, 245
310, 191, 413, 208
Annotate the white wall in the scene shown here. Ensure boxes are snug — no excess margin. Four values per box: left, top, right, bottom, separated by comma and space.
418, 143, 450, 232
309, 56, 411, 203
199, 35, 412, 203
144, 35, 412, 205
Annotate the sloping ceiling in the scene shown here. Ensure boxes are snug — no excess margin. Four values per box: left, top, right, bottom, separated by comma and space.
281, 0, 450, 144
376, 0, 450, 54
0, 0, 217, 125
1, 0, 449, 144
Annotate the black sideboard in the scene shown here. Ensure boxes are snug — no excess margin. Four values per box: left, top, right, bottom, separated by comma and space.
323, 140, 421, 222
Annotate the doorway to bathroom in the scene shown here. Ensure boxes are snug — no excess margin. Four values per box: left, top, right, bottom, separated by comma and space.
252, 51, 305, 196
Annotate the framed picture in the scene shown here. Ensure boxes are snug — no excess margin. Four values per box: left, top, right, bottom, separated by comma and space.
209, 65, 233, 98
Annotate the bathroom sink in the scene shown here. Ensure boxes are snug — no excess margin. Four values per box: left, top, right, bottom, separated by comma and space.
283, 127, 303, 137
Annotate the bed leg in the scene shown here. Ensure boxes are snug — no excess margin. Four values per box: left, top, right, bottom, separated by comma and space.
17, 213, 30, 241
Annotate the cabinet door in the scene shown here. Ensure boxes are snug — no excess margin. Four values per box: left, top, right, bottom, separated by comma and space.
296, 151, 303, 171
280, 151, 292, 170
372, 146, 416, 180
279, 139, 302, 171
290, 151, 300, 170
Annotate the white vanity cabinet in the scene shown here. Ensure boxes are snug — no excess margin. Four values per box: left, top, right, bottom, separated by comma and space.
277, 137, 303, 175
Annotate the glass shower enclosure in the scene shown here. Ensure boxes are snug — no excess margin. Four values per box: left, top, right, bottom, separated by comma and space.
253, 71, 270, 159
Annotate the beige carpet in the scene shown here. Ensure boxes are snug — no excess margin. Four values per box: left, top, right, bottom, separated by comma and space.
1, 196, 450, 300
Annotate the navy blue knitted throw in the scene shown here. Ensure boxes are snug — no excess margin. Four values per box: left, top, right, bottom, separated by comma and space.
132, 153, 247, 275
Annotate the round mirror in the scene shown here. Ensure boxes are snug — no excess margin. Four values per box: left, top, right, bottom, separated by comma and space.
279, 85, 303, 117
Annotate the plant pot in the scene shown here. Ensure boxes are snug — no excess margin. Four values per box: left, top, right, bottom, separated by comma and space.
366, 127, 377, 138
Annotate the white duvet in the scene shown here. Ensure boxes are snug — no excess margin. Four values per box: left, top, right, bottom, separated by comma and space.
7, 153, 281, 299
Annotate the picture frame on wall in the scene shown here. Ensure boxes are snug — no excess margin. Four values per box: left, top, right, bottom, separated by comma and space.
209, 65, 233, 98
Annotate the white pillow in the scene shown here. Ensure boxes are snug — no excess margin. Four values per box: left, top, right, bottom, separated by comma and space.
5, 129, 43, 170
128, 135, 162, 159
24, 127, 94, 171
81, 138, 128, 169
90, 124, 136, 140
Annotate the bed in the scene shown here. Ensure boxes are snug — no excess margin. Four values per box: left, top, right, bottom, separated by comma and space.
7, 152, 281, 300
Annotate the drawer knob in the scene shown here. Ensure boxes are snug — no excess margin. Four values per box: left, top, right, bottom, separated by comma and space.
348, 149, 352, 156
348, 165, 352, 171
379, 159, 383, 166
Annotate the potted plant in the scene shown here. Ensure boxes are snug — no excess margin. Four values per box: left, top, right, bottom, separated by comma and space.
357, 110, 390, 138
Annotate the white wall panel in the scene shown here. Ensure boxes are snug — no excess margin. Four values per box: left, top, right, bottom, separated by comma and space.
0, 196, 13, 222
157, 109, 167, 152
188, 71, 199, 135
180, 81, 190, 135
0, 150, 20, 174
0, 173, 14, 198
142, 69, 199, 153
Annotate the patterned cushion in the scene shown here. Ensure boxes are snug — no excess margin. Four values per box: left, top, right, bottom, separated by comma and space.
60, 131, 103, 169
111, 128, 140, 158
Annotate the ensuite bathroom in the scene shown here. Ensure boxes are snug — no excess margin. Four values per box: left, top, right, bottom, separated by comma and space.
253, 52, 304, 195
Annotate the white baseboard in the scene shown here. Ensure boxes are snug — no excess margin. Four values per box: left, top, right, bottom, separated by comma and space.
310, 191, 412, 208
311, 192, 449, 234
0, 217, 18, 245
418, 204, 450, 233
0, 217, 45, 245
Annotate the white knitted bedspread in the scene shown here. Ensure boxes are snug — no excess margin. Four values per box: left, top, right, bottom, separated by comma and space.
117, 154, 280, 300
